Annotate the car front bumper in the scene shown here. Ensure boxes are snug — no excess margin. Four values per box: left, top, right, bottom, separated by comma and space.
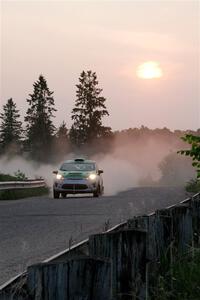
53, 178, 98, 194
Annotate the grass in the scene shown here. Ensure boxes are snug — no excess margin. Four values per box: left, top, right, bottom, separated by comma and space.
0, 187, 49, 200
0, 171, 49, 200
0, 170, 27, 181
152, 249, 200, 300
0, 173, 19, 181
186, 179, 200, 193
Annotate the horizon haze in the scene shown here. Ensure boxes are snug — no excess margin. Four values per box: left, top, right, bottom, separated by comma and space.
1, 0, 199, 131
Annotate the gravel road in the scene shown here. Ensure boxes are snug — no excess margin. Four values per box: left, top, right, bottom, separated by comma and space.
0, 186, 187, 285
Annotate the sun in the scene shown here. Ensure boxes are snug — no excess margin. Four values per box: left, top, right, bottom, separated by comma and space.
137, 61, 163, 79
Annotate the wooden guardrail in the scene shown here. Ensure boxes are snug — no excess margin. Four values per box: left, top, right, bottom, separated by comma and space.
0, 192, 199, 300
0, 222, 126, 297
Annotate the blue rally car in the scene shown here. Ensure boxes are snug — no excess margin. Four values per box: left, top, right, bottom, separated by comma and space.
53, 158, 104, 198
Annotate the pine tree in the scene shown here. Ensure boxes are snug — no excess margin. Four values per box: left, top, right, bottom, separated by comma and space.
53, 121, 70, 159
56, 122, 69, 142
0, 98, 22, 154
70, 70, 111, 146
25, 75, 56, 161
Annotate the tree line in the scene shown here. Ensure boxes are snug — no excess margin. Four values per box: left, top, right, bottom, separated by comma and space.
1, 69, 199, 183
0, 71, 111, 161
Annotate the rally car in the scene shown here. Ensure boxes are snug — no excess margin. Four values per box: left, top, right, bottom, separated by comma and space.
53, 158, 104, 198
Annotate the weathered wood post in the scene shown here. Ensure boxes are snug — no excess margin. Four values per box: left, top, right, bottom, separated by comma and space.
127, 213, 163, 298
128, 203, 193, 260
27, 257, 111, 300
89, 229, 147, 300
127, 202, 194, 297
191, 194, 200, 248
157, 204, 193, 258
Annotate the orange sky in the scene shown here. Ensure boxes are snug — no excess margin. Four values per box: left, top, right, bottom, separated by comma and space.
1, 0, 199, 131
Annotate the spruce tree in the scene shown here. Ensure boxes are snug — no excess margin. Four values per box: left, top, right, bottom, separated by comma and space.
0, 98, 22, 154
25, 75, 56, 161
70, 70, 111, 146
53, 121, 70, 159
56, 121, 68, 140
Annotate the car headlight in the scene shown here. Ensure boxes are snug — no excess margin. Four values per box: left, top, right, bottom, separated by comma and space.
56, 174, 63, 180
88, 174, 97, 180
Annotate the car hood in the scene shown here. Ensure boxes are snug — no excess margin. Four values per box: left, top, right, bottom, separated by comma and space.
59, 170, 94, 179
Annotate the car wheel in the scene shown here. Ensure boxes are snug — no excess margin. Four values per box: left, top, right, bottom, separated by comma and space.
61, 192, 66, 198
53, 190, 60, 199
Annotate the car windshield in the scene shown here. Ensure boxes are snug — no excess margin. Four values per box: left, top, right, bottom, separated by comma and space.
60, 163, 95, 172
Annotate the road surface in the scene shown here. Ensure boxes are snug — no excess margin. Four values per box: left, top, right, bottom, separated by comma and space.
0, 186, 187, 285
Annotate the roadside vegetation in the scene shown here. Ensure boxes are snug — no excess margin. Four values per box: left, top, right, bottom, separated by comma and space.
0, 171, 49, 200
152, 249, 200, 300
185, 179, 200, 193
0, 170, 27, 181
0, 186, 49, 200
178, 134, 200, 193
0, 173, 19, 181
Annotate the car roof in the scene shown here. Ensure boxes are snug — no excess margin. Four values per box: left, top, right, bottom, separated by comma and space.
62, 158, 96, 164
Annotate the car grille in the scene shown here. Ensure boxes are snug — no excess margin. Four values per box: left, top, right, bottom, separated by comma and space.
67, 178, 83, 180
67, 173, 85, 180
62, 184, 88, 190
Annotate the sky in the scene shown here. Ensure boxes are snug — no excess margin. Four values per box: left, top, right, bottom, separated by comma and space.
1, 0, 199, 131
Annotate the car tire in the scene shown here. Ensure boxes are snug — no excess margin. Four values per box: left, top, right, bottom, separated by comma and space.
53, 190, 60, 199
61, 192, 67, 198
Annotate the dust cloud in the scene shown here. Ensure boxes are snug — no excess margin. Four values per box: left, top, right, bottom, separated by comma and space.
92, 154, 142, 195
0, 133, 195, 196
0, 156, 57, 187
